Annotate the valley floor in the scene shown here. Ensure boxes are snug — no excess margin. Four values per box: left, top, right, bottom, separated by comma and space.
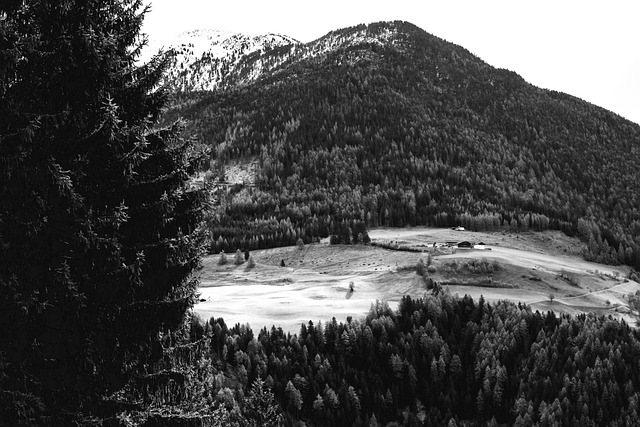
194, 227, 640, 334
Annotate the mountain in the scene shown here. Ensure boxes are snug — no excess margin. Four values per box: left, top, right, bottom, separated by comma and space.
150, 29, 299, 91
160, 21, 640, 269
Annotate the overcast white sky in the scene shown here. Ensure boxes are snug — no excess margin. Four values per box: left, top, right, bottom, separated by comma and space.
142, 0, 640, 125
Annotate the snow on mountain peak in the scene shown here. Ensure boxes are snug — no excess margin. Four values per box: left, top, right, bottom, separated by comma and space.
143, 22, 408, 93
149, 29, 300, 92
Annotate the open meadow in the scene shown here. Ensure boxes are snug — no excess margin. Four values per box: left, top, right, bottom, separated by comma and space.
194, 227, 640, 334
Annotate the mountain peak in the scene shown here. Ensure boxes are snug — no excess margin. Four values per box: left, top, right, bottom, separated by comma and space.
307, 21, 413, 52
152, 29, 299, 92
152, 21, 476, 93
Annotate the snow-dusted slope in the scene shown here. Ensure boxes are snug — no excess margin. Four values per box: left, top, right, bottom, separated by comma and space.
144, 22, 415, 93
149, 29, 300, 91
302, 24, 401, 60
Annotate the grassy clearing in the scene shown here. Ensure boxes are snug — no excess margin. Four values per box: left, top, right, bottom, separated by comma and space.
194, 227, 640, 333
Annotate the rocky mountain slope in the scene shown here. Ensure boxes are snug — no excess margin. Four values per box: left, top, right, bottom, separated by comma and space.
148, 29, 299, 91
150, 23, 426, 92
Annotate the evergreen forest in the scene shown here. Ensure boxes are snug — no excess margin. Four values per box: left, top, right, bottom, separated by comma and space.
88, 294, 640, 426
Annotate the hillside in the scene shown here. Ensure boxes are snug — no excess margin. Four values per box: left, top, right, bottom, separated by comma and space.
162, 21, 640, 269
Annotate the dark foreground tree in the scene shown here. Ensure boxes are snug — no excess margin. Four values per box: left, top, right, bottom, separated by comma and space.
0, 1, 208, 423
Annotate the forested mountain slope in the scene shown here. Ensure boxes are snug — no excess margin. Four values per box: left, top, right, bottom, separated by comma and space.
164, 21, 640, 268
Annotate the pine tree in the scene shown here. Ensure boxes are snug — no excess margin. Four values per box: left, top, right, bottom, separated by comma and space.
285, 380, 303, 413
243, 378, 283, 427
0, 1, 208, 422
247, 254, 256, 269
234, 248, 244, 265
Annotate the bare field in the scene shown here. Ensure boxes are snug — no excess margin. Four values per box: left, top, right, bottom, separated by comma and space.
194, 227, 640, 334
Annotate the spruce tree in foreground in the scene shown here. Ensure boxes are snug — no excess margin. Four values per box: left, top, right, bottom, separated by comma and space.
0, 1, 208, 423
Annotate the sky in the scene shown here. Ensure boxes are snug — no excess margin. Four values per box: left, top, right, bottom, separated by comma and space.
142, 0, 640, 125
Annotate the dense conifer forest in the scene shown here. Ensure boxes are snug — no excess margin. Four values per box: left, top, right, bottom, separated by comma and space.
164, 22, 640, 268
107, 293, 640, 426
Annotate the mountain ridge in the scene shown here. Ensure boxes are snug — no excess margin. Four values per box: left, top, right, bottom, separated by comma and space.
156, 20, 637, 127
146, 28, 300, 91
